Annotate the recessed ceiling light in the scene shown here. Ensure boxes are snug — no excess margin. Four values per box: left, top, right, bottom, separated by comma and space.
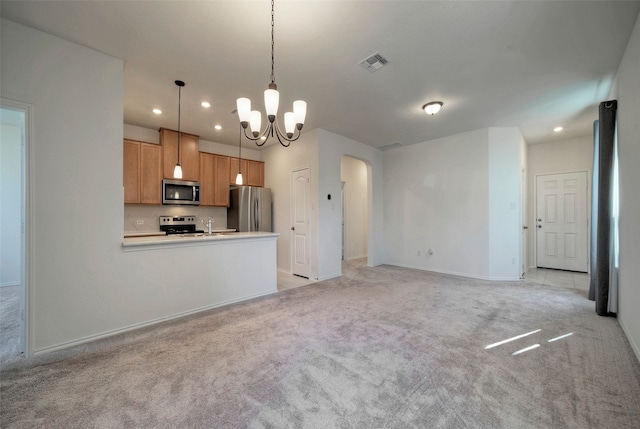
152, 108, 162, 115
554, 126, 563, 132
422, 101, 443, 115
201, 101, 211, 108
214, 125, 222, 130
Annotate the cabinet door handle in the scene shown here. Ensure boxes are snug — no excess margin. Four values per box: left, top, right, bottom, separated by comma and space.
291, 226, 295, 231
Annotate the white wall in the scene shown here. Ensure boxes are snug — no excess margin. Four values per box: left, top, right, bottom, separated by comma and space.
384, 128, 523, 280
1, 19, 124, 352
0, 122, 22, 286
316, 129, 384, 280
341, 156, 368, 260
1, 20, 278, 355
384, 129, 491, 279
488, 128, 524, 280
262, 130, 319, 277
526, 135, 594, 268
263, 129, 384, 281
613, 12, 640, 361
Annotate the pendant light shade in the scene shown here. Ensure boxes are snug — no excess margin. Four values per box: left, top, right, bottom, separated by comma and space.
173, 164, 183, 179
174, 80, 185, 179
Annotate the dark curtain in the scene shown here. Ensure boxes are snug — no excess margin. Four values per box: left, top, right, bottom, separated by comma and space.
589, 100, 617, 316
588, 120, 599, 301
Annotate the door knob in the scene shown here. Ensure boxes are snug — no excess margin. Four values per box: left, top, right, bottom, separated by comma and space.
537, 225, 542, 229
291, 226, 295, 231
523, 226, 529, 230
537, 218, 542, 222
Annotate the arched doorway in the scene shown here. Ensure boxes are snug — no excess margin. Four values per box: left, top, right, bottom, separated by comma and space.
341, 156, 369, 262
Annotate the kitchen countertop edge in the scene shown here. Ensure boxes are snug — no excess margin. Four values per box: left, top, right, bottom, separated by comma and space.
122, 231, 280, 251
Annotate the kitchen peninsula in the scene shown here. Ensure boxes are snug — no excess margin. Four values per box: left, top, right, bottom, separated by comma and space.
120, 232, 279, 332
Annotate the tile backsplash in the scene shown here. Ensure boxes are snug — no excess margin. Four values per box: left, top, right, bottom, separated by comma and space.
124, 205, 228, 232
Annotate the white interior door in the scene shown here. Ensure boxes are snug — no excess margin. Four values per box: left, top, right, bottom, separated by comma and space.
535, 172, 588, 272
291, 168, 310, 278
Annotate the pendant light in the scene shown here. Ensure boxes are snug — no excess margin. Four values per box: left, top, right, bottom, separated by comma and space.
236, 0, 307, 147
235, 125, 244, 185
173, 80, 185, 179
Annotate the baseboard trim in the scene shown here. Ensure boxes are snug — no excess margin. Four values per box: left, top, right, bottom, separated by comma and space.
619, 318, 640, 365
317, 272, 342, 282
32, 288, 278, 356
384, 263, 518, 282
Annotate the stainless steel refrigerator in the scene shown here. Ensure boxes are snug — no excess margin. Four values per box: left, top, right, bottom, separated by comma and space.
227, 186, 273, 232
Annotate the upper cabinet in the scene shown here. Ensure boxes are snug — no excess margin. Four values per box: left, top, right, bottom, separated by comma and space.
200, 153, 230, 207
229, 157, 248, 185
123, 139, 162, 204
247, 160, 265, 187
229, 157, 265, 187
160, 128, 199, 181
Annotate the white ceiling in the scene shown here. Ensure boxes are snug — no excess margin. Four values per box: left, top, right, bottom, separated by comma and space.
2, 1, 639, 149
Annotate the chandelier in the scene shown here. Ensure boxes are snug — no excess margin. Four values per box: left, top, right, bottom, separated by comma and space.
236, 0, 307, 147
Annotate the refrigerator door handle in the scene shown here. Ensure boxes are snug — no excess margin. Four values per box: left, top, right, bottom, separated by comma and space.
254, 196, 259, 231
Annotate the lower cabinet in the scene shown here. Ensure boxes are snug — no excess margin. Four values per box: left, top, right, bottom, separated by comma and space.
124, 139, 162, 204
200, 153, 230, 207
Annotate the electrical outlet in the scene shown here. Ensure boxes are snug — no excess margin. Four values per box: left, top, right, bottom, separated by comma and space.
136, 219, 144, 225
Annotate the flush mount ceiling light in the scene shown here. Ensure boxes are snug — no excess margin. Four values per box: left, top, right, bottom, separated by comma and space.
173, 80, 185, 179
152, 108, 162, 115
236, 0, 307, 147
423, 101, 443, 115
553, 126, 563, 132
214, 124, 222, 130
201, 101, 211, 108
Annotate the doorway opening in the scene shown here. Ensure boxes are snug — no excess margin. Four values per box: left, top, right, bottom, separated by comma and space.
341, 156, 368, 263
1, 100, 30, 363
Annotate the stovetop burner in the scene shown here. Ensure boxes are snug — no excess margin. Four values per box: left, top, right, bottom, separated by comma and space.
159, 216, 203, 235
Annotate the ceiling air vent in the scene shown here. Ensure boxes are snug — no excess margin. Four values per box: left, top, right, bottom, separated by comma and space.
359, 52, 389, 72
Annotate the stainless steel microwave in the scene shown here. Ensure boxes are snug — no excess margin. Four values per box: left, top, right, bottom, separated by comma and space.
162, 179, 200, 205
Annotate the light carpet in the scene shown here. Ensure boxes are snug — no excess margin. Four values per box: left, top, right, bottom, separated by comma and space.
2, 261, 640, 428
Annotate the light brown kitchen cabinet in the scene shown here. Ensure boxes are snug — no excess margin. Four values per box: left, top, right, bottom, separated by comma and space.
214, 156, 231, 206
123, 139, 162, 204
160, 128, 199, 181
124, 140, 140, 203
199, 153, 230, 207
229, 158, 264, 187
246, 160, 265, 187
229, 157, 248, 185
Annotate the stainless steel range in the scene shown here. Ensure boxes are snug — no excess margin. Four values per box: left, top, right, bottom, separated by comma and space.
159, 216, 204, 236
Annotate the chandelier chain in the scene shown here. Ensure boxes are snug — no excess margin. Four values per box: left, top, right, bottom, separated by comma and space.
270, 0, 275, 84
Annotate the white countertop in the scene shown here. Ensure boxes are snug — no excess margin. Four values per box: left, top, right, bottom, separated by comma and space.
122, 231, 279, 250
